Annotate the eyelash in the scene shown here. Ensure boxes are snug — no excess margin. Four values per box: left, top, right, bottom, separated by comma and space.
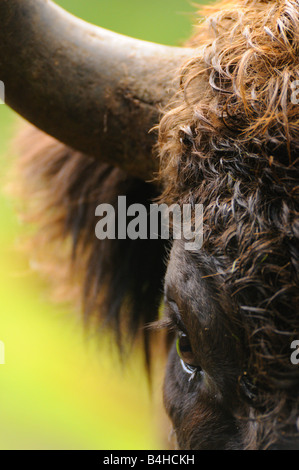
153, 314, 183, 334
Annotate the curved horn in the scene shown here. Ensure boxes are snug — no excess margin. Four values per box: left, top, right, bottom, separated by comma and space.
0, 0, 193, 179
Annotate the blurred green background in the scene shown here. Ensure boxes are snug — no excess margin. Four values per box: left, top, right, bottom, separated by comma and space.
0, 0, 200, 450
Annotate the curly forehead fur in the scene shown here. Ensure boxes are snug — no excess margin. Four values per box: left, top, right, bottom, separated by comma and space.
158, 0, 299, 448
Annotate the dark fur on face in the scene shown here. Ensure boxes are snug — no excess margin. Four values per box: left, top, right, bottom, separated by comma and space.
162, 241, 245, 450
162, 241, 298, 449
10, 0, 299, 450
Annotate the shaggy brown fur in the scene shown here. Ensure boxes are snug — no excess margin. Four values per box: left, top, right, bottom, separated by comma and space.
11, 125, 167, 366
11, 0, 299, 450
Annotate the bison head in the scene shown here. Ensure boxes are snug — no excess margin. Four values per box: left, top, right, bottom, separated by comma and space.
157, 0, 299, 449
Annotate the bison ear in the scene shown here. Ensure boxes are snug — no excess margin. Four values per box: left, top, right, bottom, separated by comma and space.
12, 125, 168, 367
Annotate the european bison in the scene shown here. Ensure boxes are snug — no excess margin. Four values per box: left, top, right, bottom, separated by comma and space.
1, 0, 299, 450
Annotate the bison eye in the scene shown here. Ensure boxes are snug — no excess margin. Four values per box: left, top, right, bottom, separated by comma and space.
176, 333, 202, 379
176, 333, 195, 366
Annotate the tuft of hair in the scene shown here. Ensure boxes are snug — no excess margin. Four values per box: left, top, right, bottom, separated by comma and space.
158, 0, 299, 449
11, 123, 168, 368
